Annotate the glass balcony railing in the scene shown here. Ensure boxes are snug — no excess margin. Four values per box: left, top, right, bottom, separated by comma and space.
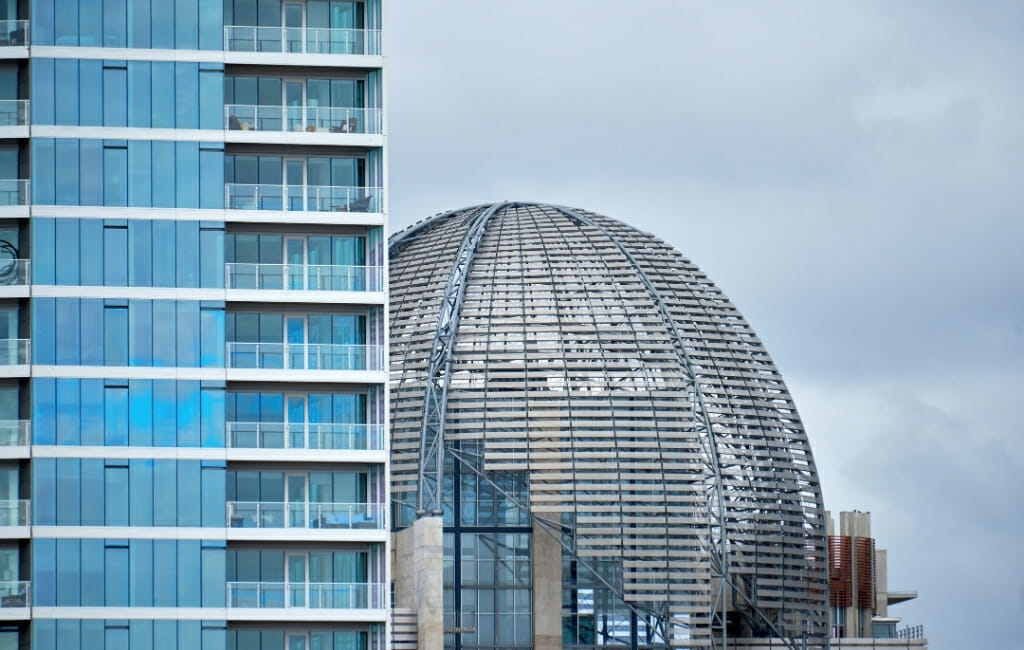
0, 421, 29, 446
225, 184, 381, 213
0, 100, 28, 126
0, 500, 28, 526
224, 26, 380, 56
226, 501, 385, 530
225, 263, 383, 292
226, 582, 385, 609
0, 340, 28, 365
0, 582, 29, 608
0, 260, 29, 286
0, 21, 27, 46
0, 180, 28, 206
225, 342, 385, 371
226, 104, 382, 134
225, 422, 385, 451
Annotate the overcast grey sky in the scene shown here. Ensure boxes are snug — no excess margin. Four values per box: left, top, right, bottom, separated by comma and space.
383, 3, 1024, 647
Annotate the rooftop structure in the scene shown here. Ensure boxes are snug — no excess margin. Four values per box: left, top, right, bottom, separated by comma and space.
388, 202, 828, 649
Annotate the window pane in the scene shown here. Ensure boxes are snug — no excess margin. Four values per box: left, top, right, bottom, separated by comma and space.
103, 65, 127, 126
104, 306, 128, 365
103, 146, 128, 206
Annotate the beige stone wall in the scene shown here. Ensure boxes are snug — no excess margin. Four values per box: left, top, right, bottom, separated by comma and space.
392, 517, 444, 650
532, 522, 563, 649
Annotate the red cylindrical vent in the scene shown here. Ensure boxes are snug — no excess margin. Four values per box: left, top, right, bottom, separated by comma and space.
828, 535, 852, 607
855, 537, 875, 609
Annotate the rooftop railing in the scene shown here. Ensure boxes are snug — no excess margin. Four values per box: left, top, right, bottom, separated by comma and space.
225, 184, 381, 213
225, 422, 385, 451
0, 581, 28, 608
0, 421, 29, 446
225, 263, 383, 292
0, 21, 27, 46
0, 180, 29, 206
226, 104, 382, 134
224, 26, 381, 56
0, 500, 29, 526
225, 342, 385, 372
0, 340, 29, 365
226, 501, 385, 530
0, 100, 28, 126
226, 581, 386, 609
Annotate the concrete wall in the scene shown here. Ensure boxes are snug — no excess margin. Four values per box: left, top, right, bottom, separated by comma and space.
533, 521, 563, 649
392, 517, 444, 650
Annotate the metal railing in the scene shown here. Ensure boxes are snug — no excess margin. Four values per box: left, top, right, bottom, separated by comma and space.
0, 100, 28, 126
225, 184, 381, 213
0, 581, 29, 608
225, 342, 384, 371
225, 422, 385, 451
226, 501, 385, 530
0, 21, 27, 46
0, 420, 29, 446
0, 500, 29, 526
226, 581, 386, 609
0, 340, 29, 365
224, 25, 380, 56
0, 260, 29, 286
0, 180, 29, 206
225, 263, 383, 292
225, 104, 381, 134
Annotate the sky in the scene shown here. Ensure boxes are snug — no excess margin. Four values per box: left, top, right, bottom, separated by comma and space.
383, 3, 1024, 648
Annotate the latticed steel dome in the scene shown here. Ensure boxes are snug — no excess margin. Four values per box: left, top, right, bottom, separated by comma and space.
389, 203, 828, 648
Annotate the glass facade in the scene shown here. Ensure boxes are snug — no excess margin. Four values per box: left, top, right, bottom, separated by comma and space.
10, 0, 388, 648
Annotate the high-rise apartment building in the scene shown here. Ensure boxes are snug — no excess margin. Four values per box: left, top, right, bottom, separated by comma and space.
0, 1, 388, 648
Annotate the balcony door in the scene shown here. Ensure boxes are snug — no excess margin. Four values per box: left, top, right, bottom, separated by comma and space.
284, 80, 305, 132
286, 635, 308, 650
286, 474, 308, 528
285, 316, 307, 369
284, 159, 305, 211
285, 237, 307, 290
283, 2, 305, 53
286, 394, 307, 448
286, 553, 308, 607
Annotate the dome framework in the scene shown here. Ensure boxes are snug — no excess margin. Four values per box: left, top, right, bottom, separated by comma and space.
389, 203, 828, 649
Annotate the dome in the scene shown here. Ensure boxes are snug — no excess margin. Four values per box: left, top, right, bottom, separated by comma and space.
389, 202, 828, 647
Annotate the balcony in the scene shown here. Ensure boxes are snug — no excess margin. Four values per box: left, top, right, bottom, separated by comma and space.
0, 500, 27, 526
226, 105, 381, 135
225, 184, 381, 213
225, 342, 384, 371
226, 263, 383, 292
0, 21, 27, 47
0, 100, 27, 126
0, 260, 28, 286
226, 501, 384, 530
227, 581, 385, 609
225, 422, 385, 451
224, 26, 380, 56
0, 582, 28, 608
0, 180, 28, 206
0, 340, 28, 365
0, 421, 28, 446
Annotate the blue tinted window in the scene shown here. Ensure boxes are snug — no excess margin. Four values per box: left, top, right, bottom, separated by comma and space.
129, 300, 154, 366
129, 0, 151, 48
31, 139, 55, 204
80, 61, 103, 126
177, 301, 200, 365
82, 540, 105, 605
153, 540, 177, 606
130, 459, 154, 526
52, 0, 77, 45
103, 0, 127, 47
152, 62, 175, 128
55, 299, 81, 364
178, 541, 200, 606
104, 464, 128, 524
128, 140, 152, 206
80, 299, 104, 364
127, 62, 151, 127
154, 461, 177, 525
176, 141, 200, 208
32, 379, 57, 443
103, 64, 127, 126
81, 220, 104, 285
105, 544, 129, 606
103, 145, 128, 206
33, 298, 56, 365
178, 382, 201, 447
81, 459, 104, 524
55, 218, 80, 285
33, 217, 56, 284
129, 379, 153, 446
33, 538, 56, 606
176, 63, 199, 129
201, 385, 225, 447
56, 379, 80, 444
105, 385, 128, 445
199, 145, 224, 208
179, 461, 202, 526
81, 380, 105, 445
33, 458, 56, 524
152, 141, 176, 207
153, 300, 176, 366
152, 0, 174, 48
54, 139, 79, 204
103, 226, 127, 286
128, 220, 152, 286
153, 380, 177, 446
57, 538, 80, 604
80, 139, 103, 205
80, 0, 102, 46
33, 59, 56, 125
